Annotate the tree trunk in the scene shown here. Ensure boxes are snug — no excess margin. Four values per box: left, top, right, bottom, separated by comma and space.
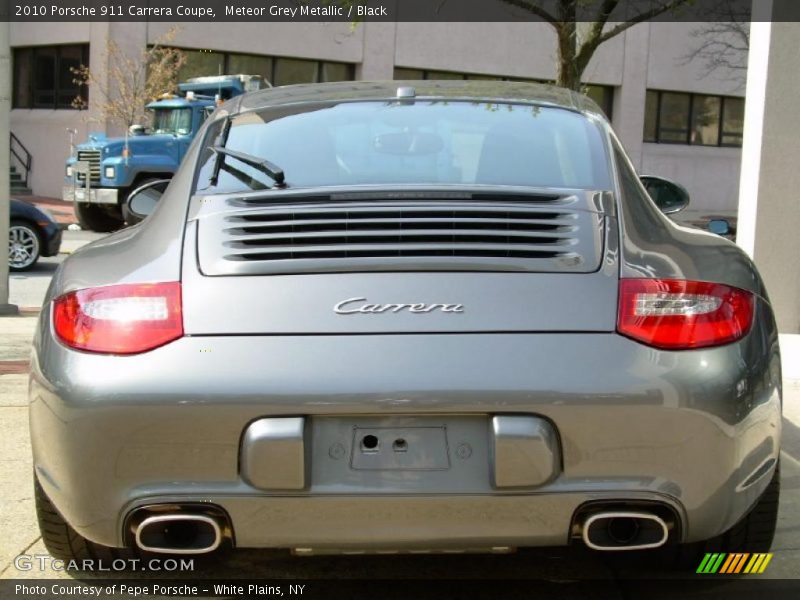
554, 4, 583, 91
556, 24, 585, 90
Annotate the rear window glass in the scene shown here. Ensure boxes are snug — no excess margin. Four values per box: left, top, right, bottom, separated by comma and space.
195, 101, 611, 194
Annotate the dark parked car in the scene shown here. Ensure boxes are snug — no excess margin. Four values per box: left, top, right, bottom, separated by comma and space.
8, 199, 62, 271
31, 81, 780, 565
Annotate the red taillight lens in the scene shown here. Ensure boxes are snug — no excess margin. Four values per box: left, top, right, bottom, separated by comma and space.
53, 282, 183, 354
617, 279, 754, 350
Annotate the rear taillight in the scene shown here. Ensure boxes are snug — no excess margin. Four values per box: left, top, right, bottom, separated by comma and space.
617, 279, 754, 350
53, 282, 183, 354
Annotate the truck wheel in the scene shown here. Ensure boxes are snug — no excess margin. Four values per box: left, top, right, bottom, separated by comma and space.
73, 202, 124, 233
35, 475, 130, 564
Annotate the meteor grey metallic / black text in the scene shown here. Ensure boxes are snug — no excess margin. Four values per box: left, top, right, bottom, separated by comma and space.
30, 81, 781, 561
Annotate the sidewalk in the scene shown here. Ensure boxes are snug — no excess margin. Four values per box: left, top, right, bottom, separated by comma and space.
16, 196, 76, 228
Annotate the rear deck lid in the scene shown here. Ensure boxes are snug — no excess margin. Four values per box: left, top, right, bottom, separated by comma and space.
182, 188, 619, 334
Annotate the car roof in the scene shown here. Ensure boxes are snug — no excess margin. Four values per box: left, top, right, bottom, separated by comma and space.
233, 80, 605, 118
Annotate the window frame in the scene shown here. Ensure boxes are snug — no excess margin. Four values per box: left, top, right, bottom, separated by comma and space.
173, 47, 355, 87
12, 43, 89, 110
644, 89, 745, 148
720, 96, 745, 148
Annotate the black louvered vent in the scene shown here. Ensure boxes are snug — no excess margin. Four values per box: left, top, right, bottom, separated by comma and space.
197, 196, 604, 275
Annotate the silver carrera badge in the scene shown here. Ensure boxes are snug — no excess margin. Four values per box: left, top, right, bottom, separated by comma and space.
334, 297, 465, 315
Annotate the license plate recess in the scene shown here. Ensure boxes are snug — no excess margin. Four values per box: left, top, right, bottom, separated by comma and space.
350, 426, 449, 470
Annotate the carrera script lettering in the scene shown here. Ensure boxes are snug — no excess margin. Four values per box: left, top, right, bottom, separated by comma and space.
334, 297, 465, 315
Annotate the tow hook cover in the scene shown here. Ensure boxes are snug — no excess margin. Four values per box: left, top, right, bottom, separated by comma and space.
241, 417, 306, 490
491, 416, 560, 488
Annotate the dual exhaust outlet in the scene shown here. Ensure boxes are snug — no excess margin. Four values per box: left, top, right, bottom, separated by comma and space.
581, 511, 670, 551
131, 508, 670, 554
134, 513, 224, 555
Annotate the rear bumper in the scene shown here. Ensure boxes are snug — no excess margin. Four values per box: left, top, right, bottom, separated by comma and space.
124, 493, 682, 552
62, 184, 119, 205
30, 312, 781, 550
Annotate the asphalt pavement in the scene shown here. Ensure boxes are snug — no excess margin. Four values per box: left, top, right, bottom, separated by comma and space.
1, 231, 800, 592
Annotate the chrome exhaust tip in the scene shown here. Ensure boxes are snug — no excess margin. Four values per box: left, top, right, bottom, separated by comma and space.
582, 511, 669, 551
135, 514, 222, 555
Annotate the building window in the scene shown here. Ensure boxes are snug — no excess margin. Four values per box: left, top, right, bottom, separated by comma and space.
13, 44, 89, 109
393, 68, 614, 119
394, 67, 553, 83
176, 48, 354, 87
721, 97, 745, 146
228, 53, 273, 80
644, 89, 745, 147
180, 49, 225, 81
394, 66, 541, 84
658, 92, 691, 143
690, 95, 721, 146
583, 84, 614, 120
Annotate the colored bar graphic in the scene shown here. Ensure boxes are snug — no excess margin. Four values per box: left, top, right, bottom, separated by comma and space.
700, 552, 773, 574
698, 553, 727, 574
719, 554, 736, 574
711, 553, 726, 573
733, 553, 750, 573
696, 553, 715, 573
744, 554, 760, 574
758, 553, 773, 573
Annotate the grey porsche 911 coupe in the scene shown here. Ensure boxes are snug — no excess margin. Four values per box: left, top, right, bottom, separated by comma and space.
30, 81, 781, 563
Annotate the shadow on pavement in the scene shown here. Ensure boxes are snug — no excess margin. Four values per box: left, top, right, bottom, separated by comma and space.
10, 258, 59, 278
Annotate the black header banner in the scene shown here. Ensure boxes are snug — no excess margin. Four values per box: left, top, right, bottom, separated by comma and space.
0, 0, 796, 23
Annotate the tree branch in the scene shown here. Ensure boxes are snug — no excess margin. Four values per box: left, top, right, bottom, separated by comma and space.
587, 0, 620, 40
575, 0, 620, 72
596, 0, 693, 45
499, 0, 558, 25
679, 20, 749, 90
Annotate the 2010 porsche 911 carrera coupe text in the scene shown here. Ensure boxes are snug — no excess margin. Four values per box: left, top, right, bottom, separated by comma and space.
30, 81, 781, 563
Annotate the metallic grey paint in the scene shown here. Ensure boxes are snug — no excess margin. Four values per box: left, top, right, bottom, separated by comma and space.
491, 416, 560, 488
241, 418, 306, 490
29, 81, 781, 554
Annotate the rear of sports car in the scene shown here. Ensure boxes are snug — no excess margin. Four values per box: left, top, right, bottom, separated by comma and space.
29, 82, 781, 560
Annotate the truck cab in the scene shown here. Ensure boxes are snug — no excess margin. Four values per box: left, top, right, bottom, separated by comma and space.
63, 75, 265, 232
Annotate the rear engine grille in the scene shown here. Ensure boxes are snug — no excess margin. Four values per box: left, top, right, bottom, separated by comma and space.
197, 198, 604, 275
76, 150, 101, 183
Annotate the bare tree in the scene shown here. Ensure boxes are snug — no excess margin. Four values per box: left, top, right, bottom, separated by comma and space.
71, 28, 186, 129
682, 20, 749, 91
340, 0, 703, 90
499, 0, 705, 90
